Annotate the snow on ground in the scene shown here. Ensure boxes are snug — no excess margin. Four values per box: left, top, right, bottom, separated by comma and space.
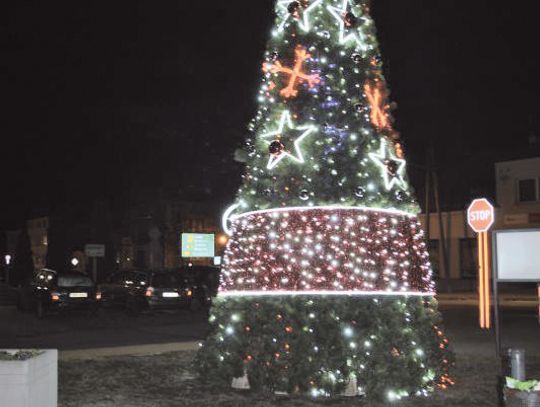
59, 350, 539, 407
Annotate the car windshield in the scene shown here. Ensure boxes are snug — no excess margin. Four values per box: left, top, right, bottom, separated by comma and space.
151, 273, 180, 288
58, 275, 94, 288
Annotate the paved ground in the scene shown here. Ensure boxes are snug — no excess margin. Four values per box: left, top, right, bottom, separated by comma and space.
1, 300, 538, 358
59, 341, 199, 361
2, 298, 538, 406
0, 307, 209, 350
59, 352, 506, 407
58, 350, 540, 407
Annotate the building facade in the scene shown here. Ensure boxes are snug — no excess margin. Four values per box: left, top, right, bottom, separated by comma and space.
495, 157, 540, 228
116, 199, 225, 271
27, 217, 49, 271
421, 156, 540, 287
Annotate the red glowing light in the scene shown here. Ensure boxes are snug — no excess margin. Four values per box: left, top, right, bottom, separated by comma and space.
263, 45, 320, 98
364, 80, 391, 130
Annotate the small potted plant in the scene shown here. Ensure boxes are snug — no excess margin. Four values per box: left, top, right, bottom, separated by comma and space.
504, 377, 540, 407
0, 349, 58, 407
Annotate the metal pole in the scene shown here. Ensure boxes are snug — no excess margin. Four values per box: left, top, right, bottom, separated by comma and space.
424, 153, 431, 243
433, 170, 449, 286
537, 283, 540, 325
483, 232, 491, 328
509, 349, 526, 381
494, 280, 501, 357
92, 257, 97, 283
492, 233, 501, 360
478, 232, 485, 328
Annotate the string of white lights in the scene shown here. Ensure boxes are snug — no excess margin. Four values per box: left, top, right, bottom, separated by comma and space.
228, 204, 416, 224
218, 290, 436, 297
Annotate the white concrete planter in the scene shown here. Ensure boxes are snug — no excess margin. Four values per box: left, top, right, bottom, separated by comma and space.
0, 349, 58, 407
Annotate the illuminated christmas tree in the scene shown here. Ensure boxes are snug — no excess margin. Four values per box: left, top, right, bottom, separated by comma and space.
196, 0, 453, 399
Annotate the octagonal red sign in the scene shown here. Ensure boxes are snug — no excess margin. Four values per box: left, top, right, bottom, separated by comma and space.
467, 198, 495, 232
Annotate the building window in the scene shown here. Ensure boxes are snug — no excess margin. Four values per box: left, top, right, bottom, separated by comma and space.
135, 250, 146, 269
517, 178, 538, 203
459, 238, 477, 279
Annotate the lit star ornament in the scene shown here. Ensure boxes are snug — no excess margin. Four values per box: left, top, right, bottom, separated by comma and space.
368, 139, 407, 190
261, 110, 317, 170
327, 0, 368, 51
275, 0, 323, 33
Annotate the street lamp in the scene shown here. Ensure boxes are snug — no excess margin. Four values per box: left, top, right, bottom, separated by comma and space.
4, 255, 11, 285
71, 258, 79, 267
217, 234, 228, 246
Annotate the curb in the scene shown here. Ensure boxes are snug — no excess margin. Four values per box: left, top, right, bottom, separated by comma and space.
436, 299, 535, 307
59, 341, 200, 361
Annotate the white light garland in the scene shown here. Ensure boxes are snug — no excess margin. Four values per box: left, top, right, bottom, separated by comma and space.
222, 202, 241, 236
228, 204, 416, 223
218, 290, 435, 297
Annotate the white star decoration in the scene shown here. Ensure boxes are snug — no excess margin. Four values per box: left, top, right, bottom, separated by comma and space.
327, 0, 368, 50
276, 0, 323, 33
368, 138, 407, 190
261, 110, 317, 170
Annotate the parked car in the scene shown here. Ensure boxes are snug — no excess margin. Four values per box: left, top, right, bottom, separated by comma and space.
181, 265, 220, 309
98, 270, 145, 309
21, 269, 101, 318
99, 270, 192, 314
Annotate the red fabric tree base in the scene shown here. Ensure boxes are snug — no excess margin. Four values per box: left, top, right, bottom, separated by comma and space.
220, 207, 435, 295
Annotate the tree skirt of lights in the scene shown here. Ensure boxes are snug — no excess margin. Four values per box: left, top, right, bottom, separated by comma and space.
220, 207, 434, 295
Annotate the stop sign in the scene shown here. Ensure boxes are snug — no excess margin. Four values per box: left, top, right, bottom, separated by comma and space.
467, 198, 495, 232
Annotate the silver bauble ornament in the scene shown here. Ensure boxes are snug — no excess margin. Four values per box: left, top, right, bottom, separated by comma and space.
355, 186, 366, 198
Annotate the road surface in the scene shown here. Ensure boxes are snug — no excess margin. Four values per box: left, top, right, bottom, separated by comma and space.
1, 302, 538, 356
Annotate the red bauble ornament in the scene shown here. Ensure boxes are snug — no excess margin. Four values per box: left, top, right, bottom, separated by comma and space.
287, 1, 300, 15
385, 159, 398, 176
344, 12, 357, 27
269, 140, 285, 156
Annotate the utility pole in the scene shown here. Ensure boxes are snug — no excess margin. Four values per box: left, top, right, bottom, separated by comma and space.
425, 145, 450, 291
424, 154, 431, 243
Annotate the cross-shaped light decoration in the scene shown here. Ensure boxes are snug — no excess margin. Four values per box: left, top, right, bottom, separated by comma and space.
261, 110, 317, 170
263, 45, 320, 98
275, 0, 323, 33
368, 138, 407, 190
364, 80, 391, 130
327, 0, 368, 51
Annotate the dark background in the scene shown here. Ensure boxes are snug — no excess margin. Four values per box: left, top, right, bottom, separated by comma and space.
2, 0, 539, 229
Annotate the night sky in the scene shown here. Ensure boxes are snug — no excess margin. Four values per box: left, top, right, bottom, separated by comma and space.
3, 0, 539, 228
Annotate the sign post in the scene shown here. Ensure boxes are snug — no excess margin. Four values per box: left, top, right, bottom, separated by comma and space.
84, 244, 105, 282
467, 198, 495, 329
